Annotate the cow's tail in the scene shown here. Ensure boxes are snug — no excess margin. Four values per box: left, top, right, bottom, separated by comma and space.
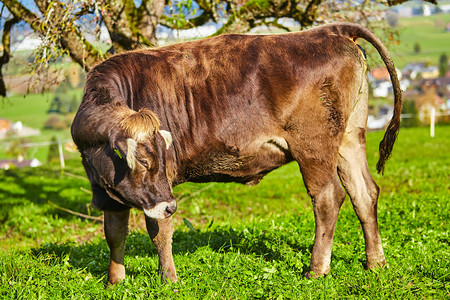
325, 23, 403, 174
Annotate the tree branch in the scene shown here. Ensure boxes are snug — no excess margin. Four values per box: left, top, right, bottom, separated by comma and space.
0, 16, 19, 96
2, 0, 101, 71
48, 201, 103, 222
214, 0, 299, 35
1, 0, 41, 32
100, 0, 163, 52
159, 12, 213, 30
261, 18, 291, 32
298, 0, 325, 28
134, 0, 165, 46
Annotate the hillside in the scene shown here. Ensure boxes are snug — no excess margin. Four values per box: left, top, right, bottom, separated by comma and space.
391, 13, 450, 68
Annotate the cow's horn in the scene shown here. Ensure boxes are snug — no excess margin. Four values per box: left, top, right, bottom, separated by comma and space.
159, 130, 173, 150
112, 108, 161, 170
113, 138, 138, 170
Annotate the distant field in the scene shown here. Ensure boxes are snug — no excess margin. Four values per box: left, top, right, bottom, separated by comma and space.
391, 13, 450, 68
0, 91, 81, 161
0, 93, 55, 129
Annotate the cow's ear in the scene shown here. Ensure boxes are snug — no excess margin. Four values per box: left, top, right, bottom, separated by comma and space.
159, 130, 173, 150
113, 138, 138, 170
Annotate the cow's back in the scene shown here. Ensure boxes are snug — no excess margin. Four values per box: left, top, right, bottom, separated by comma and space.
81, 28, 365, 185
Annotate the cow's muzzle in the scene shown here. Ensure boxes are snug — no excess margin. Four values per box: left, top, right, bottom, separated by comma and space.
143, 200, 177, 219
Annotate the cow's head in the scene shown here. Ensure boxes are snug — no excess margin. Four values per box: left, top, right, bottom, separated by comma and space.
80, 107, 176, 219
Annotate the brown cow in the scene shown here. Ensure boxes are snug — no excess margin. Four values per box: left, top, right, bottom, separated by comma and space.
71, 22, 402, 284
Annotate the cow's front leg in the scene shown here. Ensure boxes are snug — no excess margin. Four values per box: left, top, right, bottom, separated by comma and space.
145, 215, 178, 282
306, 174, 346, 277
104, 209, 130, 285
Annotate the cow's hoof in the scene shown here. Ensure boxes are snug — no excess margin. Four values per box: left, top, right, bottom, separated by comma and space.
366, 257, 387, 270
166, 277, 178, 283
304, 270, 327, 279
305, 263, 330, 279
106, 276, 124, 287
107, 262, 125, 286
162, 274, 178, 284
160, 270, 178, 284
366, 261, 388, 272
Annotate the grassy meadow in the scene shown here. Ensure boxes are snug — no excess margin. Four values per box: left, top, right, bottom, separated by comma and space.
392, 13, 450, 68
356, 13, 450, 70
0, 90, 82, 162
0, 93, 55, 129
0, 13, 449, 299
0, 124, 448, 298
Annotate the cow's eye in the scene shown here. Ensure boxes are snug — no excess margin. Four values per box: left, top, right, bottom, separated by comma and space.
138, 159, 149, 169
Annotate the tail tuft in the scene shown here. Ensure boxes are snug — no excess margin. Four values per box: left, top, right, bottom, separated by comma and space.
376, 116, 400, 174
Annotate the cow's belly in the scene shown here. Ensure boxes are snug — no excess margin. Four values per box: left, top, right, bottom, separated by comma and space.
184, 137, 293, 185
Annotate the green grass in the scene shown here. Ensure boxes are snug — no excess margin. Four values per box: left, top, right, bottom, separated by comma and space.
0, 125, 448, 298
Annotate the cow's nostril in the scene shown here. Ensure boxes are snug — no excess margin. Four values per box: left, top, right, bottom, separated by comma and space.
164, 202, 177, 217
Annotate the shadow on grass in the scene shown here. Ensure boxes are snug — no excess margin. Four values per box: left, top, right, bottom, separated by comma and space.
0, 162, 95, 220
31, 224, 313, 279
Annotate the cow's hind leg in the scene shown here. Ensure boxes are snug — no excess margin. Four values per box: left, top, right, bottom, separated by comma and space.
104, 209, 130, 285
287, 115, 346, 276
145, 216, 178, 282
338, 128, 386, 269
305, 173, 346, 277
